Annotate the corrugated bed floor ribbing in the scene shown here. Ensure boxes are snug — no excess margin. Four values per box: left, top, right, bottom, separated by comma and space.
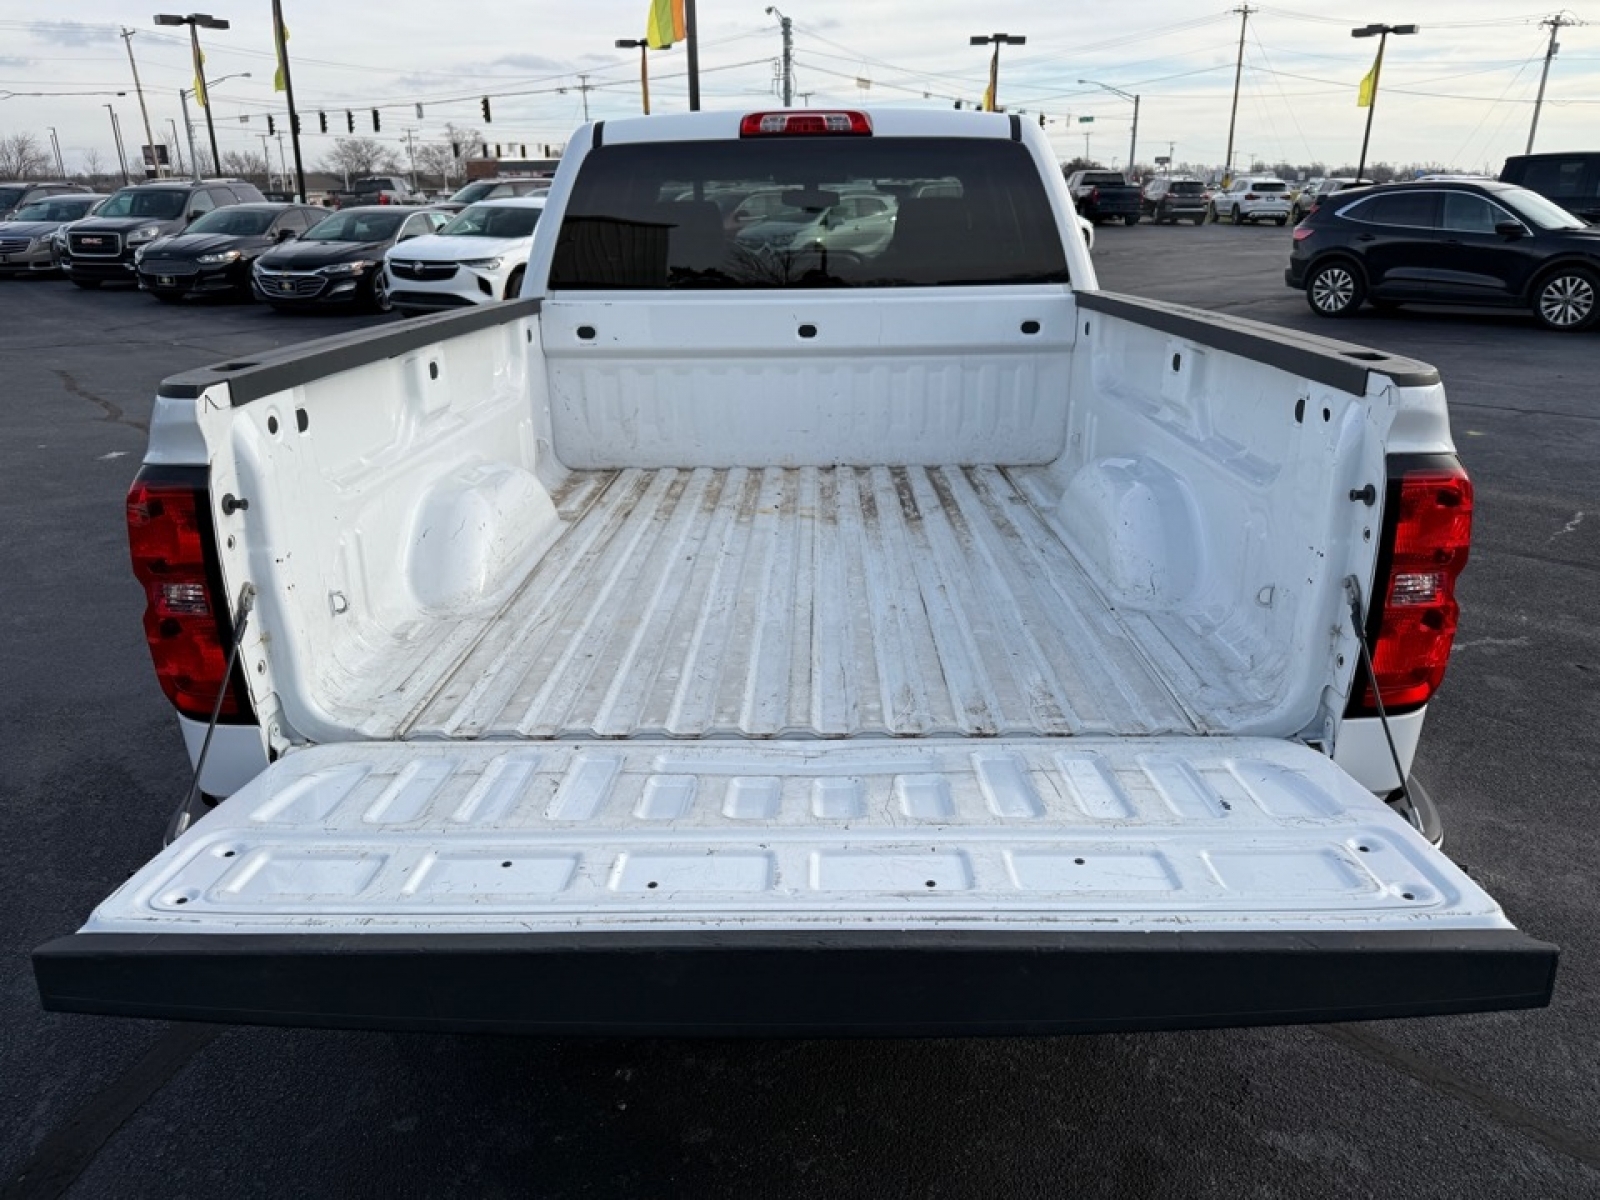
401, 465, 1203, 741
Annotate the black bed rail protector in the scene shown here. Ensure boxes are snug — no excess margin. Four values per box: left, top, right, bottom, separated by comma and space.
1076, 290, 1440, 395
35, 928, 1555, 1037
158, 297, 542, 408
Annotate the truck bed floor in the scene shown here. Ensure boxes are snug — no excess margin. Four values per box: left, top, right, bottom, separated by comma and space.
399, 465, 1209, 741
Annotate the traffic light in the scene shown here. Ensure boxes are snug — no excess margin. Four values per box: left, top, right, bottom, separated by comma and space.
266, 114, 275, 135
371, 108, 381, 132
346, 110, 354, 133
953, 99, 963, 110
1039, 113, 1046, 128
291, 113, 301, 136
451, 142, 461, 158
318, 111, 328, 134
519, 143, 526, 157
481, 96, 492, 123
495, 143, 502, 157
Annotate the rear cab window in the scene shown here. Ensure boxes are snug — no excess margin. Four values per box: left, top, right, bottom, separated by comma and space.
549, 136, 1069, 290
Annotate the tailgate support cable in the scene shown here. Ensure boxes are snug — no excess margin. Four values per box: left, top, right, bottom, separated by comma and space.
1343, 575, 1419, 830
167, 582, 256, 843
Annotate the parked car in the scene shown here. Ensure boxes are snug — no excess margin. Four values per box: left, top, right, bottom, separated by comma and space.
1211, 177, 1292, 225
1499, 152, 1600, 224
332, 175, 425, 209
1064, 169, 1142, 225
0, 180, 91, 222
134, 202, 328, 303
734, 190, 899, 260
433, 177, 552, 214
254, 205, 451, 312
1291, 177, 1372, 223
1287, 179, 1599, 331
0, 193, 106, 276
59, 178, 267, 289
383, 196, 546, 315
1141, 177, 1208, 225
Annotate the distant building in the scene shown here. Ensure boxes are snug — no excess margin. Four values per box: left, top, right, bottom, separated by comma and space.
464, 156, 562, 182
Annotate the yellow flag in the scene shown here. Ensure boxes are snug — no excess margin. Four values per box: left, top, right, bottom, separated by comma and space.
1357, 43, 1384, 107
192, 45, 207, 108
982, 48, 999, 111
646, 0, 685, 50
274, 20, 290, 92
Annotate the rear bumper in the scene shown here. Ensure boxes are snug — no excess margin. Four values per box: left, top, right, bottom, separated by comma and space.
34, 927, 1556, 1036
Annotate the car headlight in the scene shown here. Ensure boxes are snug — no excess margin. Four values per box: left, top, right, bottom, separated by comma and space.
29, 236, 50, 251
133, 245, 147, 263
318, 260, 374, 276
196, 249, 242, 265
460, 257, 503, 270
125, 226, 162, 245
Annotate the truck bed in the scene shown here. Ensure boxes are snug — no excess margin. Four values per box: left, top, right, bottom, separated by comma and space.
389, 463, 1219, 742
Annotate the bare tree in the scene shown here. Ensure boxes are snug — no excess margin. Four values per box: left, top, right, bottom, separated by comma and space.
412, 123, 483, 191
221, 149, 269, 188
79, 147, 107, 188
319, 138, 404, 181
0, 132, 52, 178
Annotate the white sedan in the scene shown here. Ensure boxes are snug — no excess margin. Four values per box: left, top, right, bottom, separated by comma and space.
383, 197, 545, 315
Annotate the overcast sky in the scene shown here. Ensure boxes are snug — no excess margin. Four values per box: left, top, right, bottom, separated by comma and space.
3, 2, 1596, 179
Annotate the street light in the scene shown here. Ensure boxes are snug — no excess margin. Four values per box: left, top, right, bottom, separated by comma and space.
103, 103, 130, 184
1351, 22, 1419, 183
614, 38, 656, 115
1079, 79, 1140, 178
178, 71, 249, 179
969, 32, 1025, 112
154, 13, 231, 182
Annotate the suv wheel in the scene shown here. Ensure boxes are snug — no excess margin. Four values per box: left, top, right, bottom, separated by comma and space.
1305, 260, 1365, 318
1230, 205, 1243, 226
1532, 266, 1598, 331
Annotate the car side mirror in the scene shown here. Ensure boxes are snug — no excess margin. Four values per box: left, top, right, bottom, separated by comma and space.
188, 210, 204, 222
398, 231, 416, 241
1494, 220, 1526, 239
276, 228, 298, 242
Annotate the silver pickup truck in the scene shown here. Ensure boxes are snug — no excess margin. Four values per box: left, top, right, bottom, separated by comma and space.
36, 108, 1554, 1036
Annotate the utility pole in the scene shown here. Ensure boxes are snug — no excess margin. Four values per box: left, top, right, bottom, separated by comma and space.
119, 28, 161, 177
405, 128, 418, 188
1527, 13, 1581, 153
104, 105, 130, 184
568, 74, 595, 122
1223, 5, 1254, 185
766, 7, 794, 106
177, 89, 201, 178
48, 127, 66, 177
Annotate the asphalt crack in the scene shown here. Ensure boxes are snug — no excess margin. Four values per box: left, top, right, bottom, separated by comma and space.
51, 369, 148, 434
1321, 1025, 1600, 1172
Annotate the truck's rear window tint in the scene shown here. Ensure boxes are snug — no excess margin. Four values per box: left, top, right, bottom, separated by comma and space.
549, 137, 1069, 290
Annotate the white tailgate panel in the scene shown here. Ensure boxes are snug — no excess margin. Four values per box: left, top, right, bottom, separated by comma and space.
88, 739, 1510, 938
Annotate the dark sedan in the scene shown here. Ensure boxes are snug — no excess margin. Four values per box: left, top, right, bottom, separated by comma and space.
1287, 180, 1598, 331
135, 203, 328, 302
251, 206, 450, 312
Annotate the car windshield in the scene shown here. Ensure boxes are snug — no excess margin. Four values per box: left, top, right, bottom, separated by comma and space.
302, 210, 405, 241
13, 197, 95, 222
447, 182, 497, 205
186, 209, 275, 236
439, 204, 542, 238
95, 189, 187, 219
551, 138, 1069, 290
1500, 188, 1587, 231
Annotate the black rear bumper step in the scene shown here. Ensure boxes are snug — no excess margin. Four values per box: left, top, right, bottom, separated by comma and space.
34, 928, 1556, 1037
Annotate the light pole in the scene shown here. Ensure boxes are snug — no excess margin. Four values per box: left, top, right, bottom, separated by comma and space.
970, 32, 1025, 112
177, 70, 249, 179
1079, 79, 1140, 176
167, 118, 185, 174
47, 126, 66, 177
1351, 22, 1418, 183
154, 13, 231, 184
103, 104, 130, 184
614, 38, 654, 114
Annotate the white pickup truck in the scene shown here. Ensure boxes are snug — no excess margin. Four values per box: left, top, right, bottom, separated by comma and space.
36, 109, 1554, 1035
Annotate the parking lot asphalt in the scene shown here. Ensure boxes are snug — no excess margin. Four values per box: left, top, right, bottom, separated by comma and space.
2, 230, 1597, 1200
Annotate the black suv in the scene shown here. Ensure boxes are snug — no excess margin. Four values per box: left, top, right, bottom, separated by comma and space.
1500, 152, 1600, 224
1286, 180, 1600, 332
60, 178, 266, 288
0, 181, 91, 222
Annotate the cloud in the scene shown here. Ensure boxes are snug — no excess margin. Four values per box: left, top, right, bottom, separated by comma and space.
27, 22, 118, 47
489, 53, 567, 74
0, 56, 34, 69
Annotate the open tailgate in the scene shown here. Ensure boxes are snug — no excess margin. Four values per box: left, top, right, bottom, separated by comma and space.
35, 738, 1555, 1035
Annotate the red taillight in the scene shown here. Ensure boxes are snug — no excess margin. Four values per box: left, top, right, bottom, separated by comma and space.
1089, 187, 1100, 203
740, 110, 872, 137
127, 469, 251, 722
1292, 226, 1315, 241
1245, 192, 1259, 201
1357, 463, 1473, 714
378, 193, 391, 204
